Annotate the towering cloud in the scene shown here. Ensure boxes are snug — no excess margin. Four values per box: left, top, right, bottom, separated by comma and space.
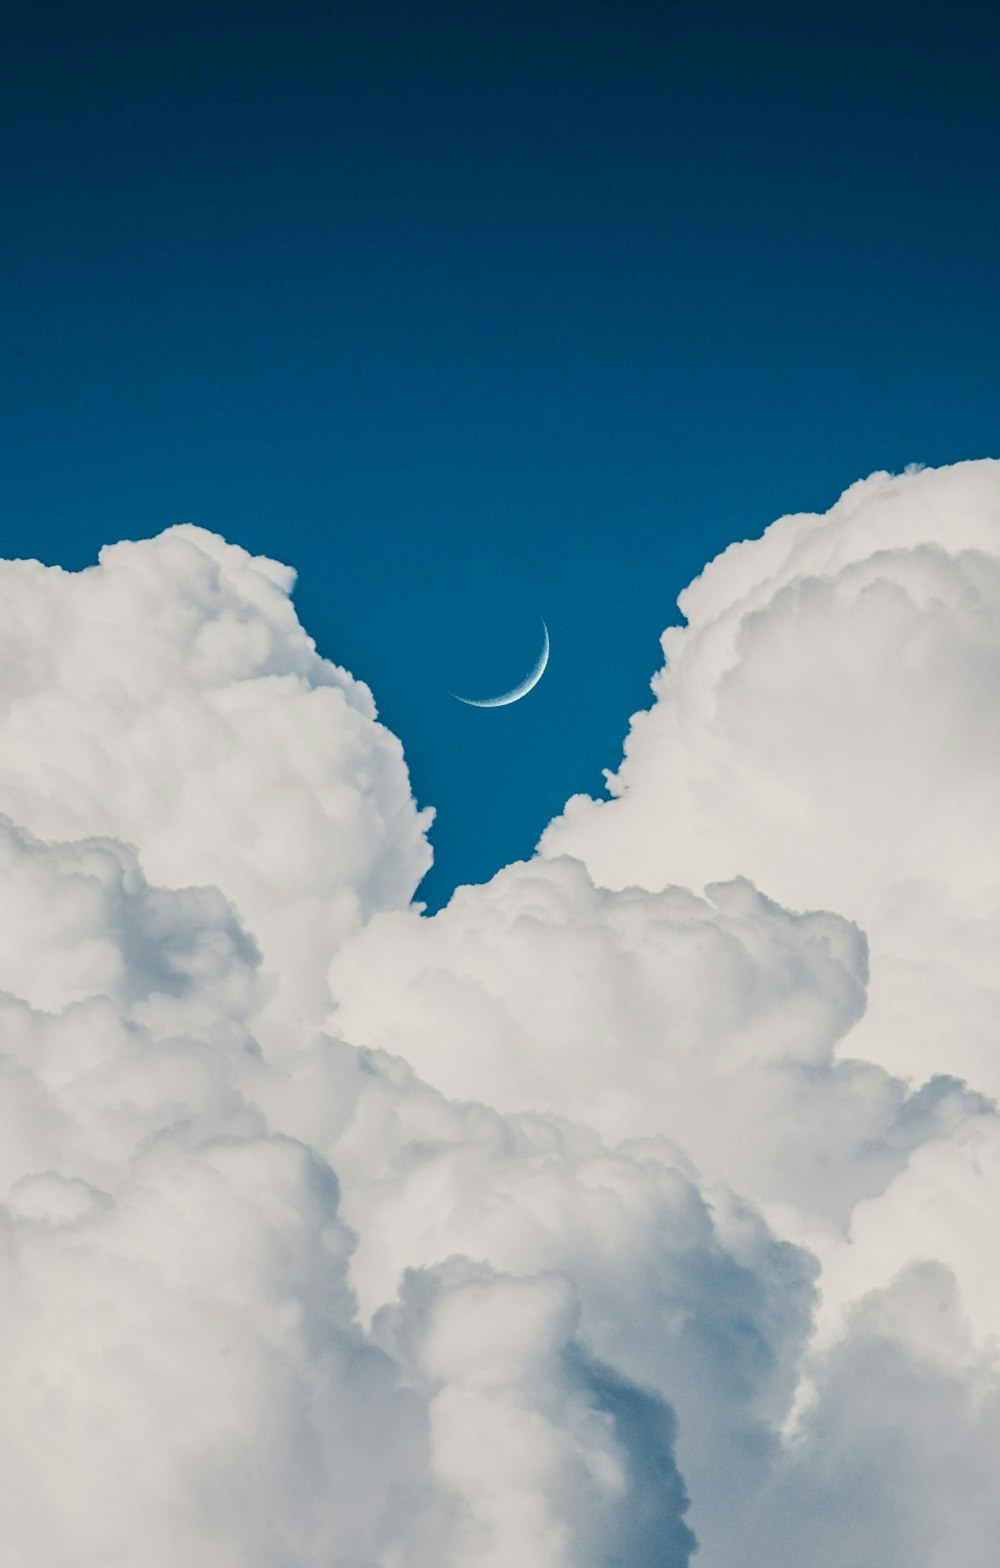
542, 460, 1000, 1094
3, 463, 1000, 1564
0, 527, 432, 1026
329, 854, 977, 1223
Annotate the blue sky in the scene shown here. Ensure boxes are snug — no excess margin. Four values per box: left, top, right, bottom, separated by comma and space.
2, 0, 998, 908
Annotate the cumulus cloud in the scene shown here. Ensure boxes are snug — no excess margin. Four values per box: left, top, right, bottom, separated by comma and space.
5, 469, 1000, 1564
376, 1260, 697, 1568
329, 853, 981, 1222
541, 459, 1000, 1091
0, 816, 438, 1566
743, 1263, 1000, 1568
0, 766, 702, 1562
0, 527, 432, 1027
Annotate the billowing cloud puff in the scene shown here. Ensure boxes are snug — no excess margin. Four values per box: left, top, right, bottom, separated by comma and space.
0, 815, 434, 1566
329, 853, 979, 1222
0, 1135, 438, 1568
0, 812, 707, 1563
544, 461, 1000, 910
5, 471, 1000, 1565
541, 459, 1000, 1092
740, 1263, 1000, 1568
377, 1261, 697, 1568
0, 527, 432, 1025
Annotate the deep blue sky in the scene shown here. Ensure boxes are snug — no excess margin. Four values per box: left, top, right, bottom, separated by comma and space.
2, 0, 999, 908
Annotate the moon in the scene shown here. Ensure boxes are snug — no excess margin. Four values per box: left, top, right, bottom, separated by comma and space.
453, 621, 550, 708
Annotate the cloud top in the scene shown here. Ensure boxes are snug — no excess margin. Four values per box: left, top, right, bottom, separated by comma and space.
0, 525, 433, 1025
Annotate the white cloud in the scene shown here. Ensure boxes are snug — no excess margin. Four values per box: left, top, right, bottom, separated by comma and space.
541, 459, 1000, 1092
742, 1264, 1000, 1568
5, 472, 1000, 1563
0, 1131, 444, 1568
376, 1260, 696, 1568
0, 526, 432, 1028
329, 853, 980, 1225
0, 820, 442, 1565
0, 793, 700, 1563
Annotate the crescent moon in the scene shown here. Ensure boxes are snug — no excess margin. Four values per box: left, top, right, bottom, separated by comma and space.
453, 621, 549, 708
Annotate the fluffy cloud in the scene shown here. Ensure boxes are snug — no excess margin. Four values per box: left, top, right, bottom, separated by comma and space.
376, 1260, 697, 1568
544, 461, 1000, 904
741, 1264, 1000, 1568
541, 459, 1000, 1091
329, 853, 981, 1223
0, 527, 432, 1026
0, 815, 437, 1566
5, 469, 1000, 1564
0, 810, 703, 1564
0, 1135, 437, 1568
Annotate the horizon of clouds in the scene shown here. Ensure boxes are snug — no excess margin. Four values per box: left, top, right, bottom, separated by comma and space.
1, 460, 1000, 1562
